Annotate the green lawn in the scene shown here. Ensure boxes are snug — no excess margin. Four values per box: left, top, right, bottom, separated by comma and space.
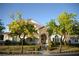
50, 45, 79, 53
0, 45, 79, 54
0, 45, 40, 54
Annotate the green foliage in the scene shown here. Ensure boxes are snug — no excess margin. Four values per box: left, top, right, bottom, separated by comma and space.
72, 20, 79, 35
47, 19, 57, 36
58, 12, 76, 35
47, 12, 77, 40
8, 19, 37, 39
0, 19, 5, 32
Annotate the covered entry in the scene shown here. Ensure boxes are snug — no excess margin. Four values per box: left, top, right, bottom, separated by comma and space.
38, 26, 49, 50
40, 33, 48, 50
41, 34, 47, 44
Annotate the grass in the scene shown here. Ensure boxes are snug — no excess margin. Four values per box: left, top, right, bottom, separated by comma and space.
0, 45, 79, 54
49, 45, 79, 53
0, 45, 40, 54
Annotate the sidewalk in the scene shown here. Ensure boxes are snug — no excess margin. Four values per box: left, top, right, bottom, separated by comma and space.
0, 51, 79, 56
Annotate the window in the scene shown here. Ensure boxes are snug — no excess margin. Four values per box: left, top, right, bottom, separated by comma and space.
75, 39, 78, 42
13, 36, 17, 41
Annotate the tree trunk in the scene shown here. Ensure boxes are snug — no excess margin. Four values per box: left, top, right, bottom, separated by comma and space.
63, 33, 70, 48
63, 33, 67, 46
19, 35, 25, 54
59, 36, 62, 53
47, 38, 51, 51
21, 39, 23, 54
8, 45, 10, 54
19, 38, 23, 54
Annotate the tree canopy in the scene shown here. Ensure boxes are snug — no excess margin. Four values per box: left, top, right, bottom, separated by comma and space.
58, 12, 76, 35
47, 19, 57, 36
72, 20, 79, 35
47, 12, 77, 40
0, 19, 5, 32
8, 19, 37, 39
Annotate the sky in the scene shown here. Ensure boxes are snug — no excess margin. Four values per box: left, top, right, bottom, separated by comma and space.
0, 3, 79, 32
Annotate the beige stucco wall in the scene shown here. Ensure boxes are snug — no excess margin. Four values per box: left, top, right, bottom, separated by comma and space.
3, 34, 13, 41
38, 27, 49, 45
3, 33, 20, 41
3, 26, 49, 45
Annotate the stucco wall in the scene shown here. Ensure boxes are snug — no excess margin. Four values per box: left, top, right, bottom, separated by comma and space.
3, 34, 13, 41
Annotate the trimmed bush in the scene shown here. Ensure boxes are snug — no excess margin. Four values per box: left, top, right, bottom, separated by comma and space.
4, 40, 11, 45
0, 40, 4, 45
11, 41, 20, 45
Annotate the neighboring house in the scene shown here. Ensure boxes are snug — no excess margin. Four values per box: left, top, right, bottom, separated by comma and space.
67, 35, 79, 44
50, 34, 64, 43
50, 34, 79, 44
3, 32, 20, 42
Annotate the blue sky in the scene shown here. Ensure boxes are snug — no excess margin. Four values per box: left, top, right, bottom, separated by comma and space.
0, 3, 79, 32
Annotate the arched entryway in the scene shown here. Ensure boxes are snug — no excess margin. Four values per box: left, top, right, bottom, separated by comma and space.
40, 34, 47, 50
41, 34, 47, 44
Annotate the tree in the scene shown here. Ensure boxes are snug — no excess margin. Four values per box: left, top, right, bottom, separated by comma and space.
58, 12, 76, 45
47, 19, 63, 52
8, 19, 37, 53
10, 11, 22, 20
47, 12, 77, 52
47, 19, 57, 36
72, 20, 79, 35
0, 19, 5, 32
47, 19, 59, 49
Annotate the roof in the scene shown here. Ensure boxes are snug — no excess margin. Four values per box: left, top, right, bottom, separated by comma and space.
7, 18, 47, 33
27, 19, 44, 29
3, 32, 11, 34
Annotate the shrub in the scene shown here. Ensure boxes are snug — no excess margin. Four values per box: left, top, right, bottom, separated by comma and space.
19, 39, 28, 45
0, 40, 4, 45
4, 40, 11, 45
11, 41, 20, 45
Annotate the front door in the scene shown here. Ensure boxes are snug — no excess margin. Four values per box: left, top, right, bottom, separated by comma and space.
41, 34, 47, 50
